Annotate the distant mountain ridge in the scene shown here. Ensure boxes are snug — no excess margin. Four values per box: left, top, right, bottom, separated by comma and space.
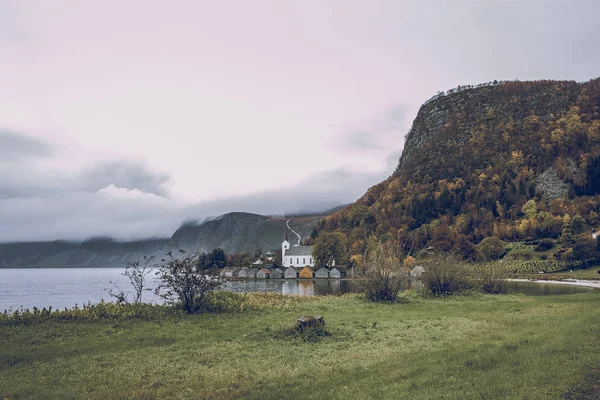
0, 211, 331, 268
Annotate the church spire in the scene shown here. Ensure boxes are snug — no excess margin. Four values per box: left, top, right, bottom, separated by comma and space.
284, 230, 289, 242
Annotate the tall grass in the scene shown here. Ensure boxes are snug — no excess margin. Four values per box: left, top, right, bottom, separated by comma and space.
356, 242, 409, 302
421, 252, 472, 295
475, 260, 512, 294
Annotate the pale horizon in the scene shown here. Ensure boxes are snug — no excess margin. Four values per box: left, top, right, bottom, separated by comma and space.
1, 0, 600, 242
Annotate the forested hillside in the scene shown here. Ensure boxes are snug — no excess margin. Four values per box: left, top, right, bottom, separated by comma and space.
313, 79, 600, 266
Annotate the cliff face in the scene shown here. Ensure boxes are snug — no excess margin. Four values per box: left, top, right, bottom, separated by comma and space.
397, 82, 577, 183
317, 79, 600, 256
170, 212, 319, 254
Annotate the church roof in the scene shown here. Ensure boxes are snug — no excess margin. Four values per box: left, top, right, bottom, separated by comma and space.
284, 246, 313, 256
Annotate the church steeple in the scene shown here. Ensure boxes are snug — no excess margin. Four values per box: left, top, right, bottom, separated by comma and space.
282, 230, 290, 267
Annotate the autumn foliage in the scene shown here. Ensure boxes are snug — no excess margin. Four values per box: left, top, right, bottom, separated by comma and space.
313, 79, 600, 263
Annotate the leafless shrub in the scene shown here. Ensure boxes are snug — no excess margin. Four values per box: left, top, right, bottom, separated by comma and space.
475, 260, 512, 294
356, 242, 409, 302
421, 252, 472, 296
155, 250, 224, 313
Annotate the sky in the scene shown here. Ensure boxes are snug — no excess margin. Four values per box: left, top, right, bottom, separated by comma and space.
1, 0, 600, 242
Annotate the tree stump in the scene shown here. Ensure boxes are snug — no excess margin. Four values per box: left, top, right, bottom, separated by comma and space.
297, 315, 325, 332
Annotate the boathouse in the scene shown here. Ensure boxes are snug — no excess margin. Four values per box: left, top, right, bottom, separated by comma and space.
247, 268, 259, 279
299, 267, 314, 279
284, 266, 298, 279
315, 267, 329, 278
256, 268, 271, 279
270, 268, 284, 279
329, 267, 346, 279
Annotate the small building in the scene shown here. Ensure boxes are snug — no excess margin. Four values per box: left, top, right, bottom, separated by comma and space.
237, 267, 249, 279
329, 267, 346, 279
270, 268, 284, 279
299, 267, 314, 279
247, 268, 259, 279
284, 266, 298, 279
315, 267, 329, 279
253, 259, 263, 265
282, 231, 315, 268
256, 268, 271, 279
220, 267, 237, 278
264, 251, 274, 256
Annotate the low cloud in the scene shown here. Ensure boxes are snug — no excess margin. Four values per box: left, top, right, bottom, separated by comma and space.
0, 125, 403, 242
0, 130, 53, 160
79, 162, 172, 198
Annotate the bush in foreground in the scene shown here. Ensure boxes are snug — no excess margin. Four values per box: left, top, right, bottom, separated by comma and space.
155, 250, 224, 313
0, 301, 176, 326
475, 261, 512, 294
421, 253, 472, 296
356, 242, 409, 302
1, 292, 316, 326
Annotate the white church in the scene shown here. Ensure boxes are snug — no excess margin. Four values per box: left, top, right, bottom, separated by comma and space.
282, 230, 314, 268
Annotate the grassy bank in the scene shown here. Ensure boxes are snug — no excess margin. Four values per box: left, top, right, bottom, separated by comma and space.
1, 291, 600, 399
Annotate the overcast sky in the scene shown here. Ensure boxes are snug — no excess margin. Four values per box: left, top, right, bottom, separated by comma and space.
1, 0, 599, 242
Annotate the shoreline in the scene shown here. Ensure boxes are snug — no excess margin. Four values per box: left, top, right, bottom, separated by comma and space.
508, 278, 600, 289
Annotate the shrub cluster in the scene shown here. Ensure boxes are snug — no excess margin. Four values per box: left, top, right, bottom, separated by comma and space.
475, 261, 512, 294
0, 292, 316, 326
535, 238, 556, 252
0, 301, 176, 326
356, 242, 409, 302
421, 253, 472, 296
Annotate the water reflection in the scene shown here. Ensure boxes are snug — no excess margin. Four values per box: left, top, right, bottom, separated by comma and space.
1, 268, 596, 311
505, 281, 594, 296
224, 279, 359, 296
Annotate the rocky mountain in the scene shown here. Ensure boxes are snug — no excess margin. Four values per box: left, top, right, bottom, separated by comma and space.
171, 212, 319, 254
316, 79, 600, 258
0, 212, 326, 268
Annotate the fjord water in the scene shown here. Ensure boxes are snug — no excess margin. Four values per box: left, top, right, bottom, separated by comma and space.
0, 268, 360, 311
0, 268, 594, 311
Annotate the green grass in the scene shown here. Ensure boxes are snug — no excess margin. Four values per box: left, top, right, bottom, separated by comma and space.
2, 292, 600, 399
546, 265, 600, 280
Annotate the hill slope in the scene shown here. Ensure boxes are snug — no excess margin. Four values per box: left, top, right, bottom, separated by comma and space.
0, 212, 323, 268
171, 212, 319, 254
316, 79, 600, 259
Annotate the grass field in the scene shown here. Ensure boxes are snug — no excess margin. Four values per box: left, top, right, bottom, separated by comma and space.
2, 291, 600, 399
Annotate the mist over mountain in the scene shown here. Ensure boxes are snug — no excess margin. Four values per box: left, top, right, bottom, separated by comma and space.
0, 211, 328, 268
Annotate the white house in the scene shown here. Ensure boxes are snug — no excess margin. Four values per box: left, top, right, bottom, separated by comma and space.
282, 230, 314, 268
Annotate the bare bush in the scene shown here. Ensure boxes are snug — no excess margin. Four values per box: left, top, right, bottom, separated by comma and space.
125, 256, 155, 303
107, 256, 155, 305
421, 253, 472, 296
356, 242, 409, 302
475, 260, 512, 294
155, 250, 223, 313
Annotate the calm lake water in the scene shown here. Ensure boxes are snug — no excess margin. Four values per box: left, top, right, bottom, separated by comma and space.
0, 268, 595, 311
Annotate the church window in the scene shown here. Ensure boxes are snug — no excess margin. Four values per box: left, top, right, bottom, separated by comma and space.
309, 258, 312, 264
297, 258, 299, 264
303, 257, 305, 264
